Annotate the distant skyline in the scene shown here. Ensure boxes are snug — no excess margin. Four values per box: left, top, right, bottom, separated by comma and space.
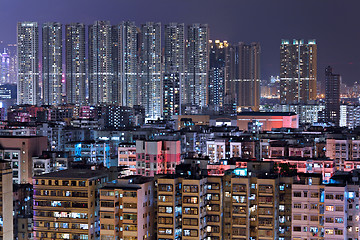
0, 0, 359, 85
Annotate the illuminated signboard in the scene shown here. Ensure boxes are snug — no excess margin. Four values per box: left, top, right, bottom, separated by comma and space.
234, 168, 247, 176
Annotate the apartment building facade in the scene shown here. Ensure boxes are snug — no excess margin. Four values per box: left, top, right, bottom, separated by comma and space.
136, 140, 181, 177
0, 136, 47, 184
33, 169, 109, 240
0, 160, 13, 239
326, 139, 360, 161
118, 143, 136, 176
99, 176, 154, 240
155, 169, 283, 240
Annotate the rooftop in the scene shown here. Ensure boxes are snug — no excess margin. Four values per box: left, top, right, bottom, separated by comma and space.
0, 136, 45, 139
33, 169, 108, 179
237, 112, 297, 117
101, 176, 153, 190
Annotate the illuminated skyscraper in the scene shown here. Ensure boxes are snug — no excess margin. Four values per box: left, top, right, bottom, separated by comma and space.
280, 39, 317, 104
325, 66, 340, 125
164, 23, 185, 75
237, 42, 260, 110
208, 40, 230, 111
163, 23, 184, 117
0, 45, 17, 85
185, 24, 209, 107
6, 44, 17, 85
163, 73, 180, 120
42, 22, 63, 105
0, 49, 10, 84
17, 22, 39, 105
65, 23, 86, 105
112, 21, 139, 107
88, 21, 114, 104
140, 22, 162, 119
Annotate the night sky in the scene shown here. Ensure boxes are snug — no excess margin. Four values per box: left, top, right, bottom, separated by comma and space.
0, 0, 359, 86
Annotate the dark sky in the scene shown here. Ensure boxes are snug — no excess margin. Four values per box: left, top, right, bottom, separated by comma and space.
0, 0, 359, 85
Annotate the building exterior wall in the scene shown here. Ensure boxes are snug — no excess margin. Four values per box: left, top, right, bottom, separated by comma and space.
236, 114, 299, 131
185, 24, 209, 107
0, 161, 13, 239
33, 170, 108, 240
206, 140, 226, 163
65, 23, 86, 105
292, 183, 324, 239
280, 39, 317, 104
140, 22, 162, 119
118, 145, 136, 175
88, 21, 114, 104
99, 179, 154, 240
17, 22, 39, 105
42, 22, 63, 106
136, 140, 181, 176
0, 136, 47, 184
172, 115, 210, 130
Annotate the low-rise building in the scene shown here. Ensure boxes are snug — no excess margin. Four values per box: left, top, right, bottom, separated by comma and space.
118, 143, 136, 176
326, 138, 360, 161
206, 139, 242, 163
32, 151, 70, 176
236, 112, 299, 131
0, 136, 47, 184
136, 140, 181, 176
65, 140, 111, 167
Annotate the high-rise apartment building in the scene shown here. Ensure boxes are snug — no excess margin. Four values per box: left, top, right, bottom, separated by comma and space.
42, 22, 63, 106
163, 23, 184, 118
89, 21, 114, 104
164, 23, 184, 113
0, 49, 10, 84
140, 22, 162, 119
3, 44, 17, 85
163, 73, 180, 120
112, 21, 139, 107
325, 66, 340, 125
208, 40, 229, 111
102, 105, 136, 129
65, 23, 86, 105
227, 44, 237, 104
0, 160, 13, 239
33, 169, 109, 240
185, 24, 209, 108
164, 23, 185, 75
8, 45, 17, 85
280, 39, 317, 104
236, 42, 261, 110
17, 22, 39, 105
